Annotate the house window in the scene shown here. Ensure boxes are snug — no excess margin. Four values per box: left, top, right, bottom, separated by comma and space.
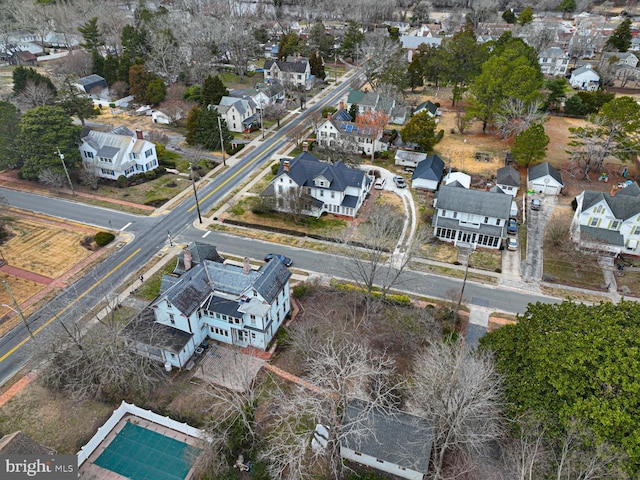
590, 217, 599, 227
610, 220, 620, 230
167, 301, 172, 308
250, 315, 256, 325
169, 313, 175, 325
331, 192, 335, 198
320, 190, 324, 197
453, 212, 458, 219
495, 218, 501, 226
484, 216, 488, 223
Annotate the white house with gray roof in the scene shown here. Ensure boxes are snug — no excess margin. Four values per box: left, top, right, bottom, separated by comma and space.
79, 126, 158, 180
495, 165, 520, 197
216, 96, 258, 133
340, 399, 432, 480
433, 185, 513, 249
121, 243, 291, 369
263, 152, 372, 218
538, 47, 570, 76
316, 115, 388, 157
569, 64, 600, 90
527, 162, 563, 195
263, 58, 311, 89
571, 182, 640, 254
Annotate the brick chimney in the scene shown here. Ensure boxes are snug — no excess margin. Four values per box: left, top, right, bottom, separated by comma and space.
339, 101, 345, 110
184, 249, 192, 271
243, 257, 251, 274
302, 141, 309, 152
135, 130, 144, 140
283, 160, 290, 172
327, 113, 332, 121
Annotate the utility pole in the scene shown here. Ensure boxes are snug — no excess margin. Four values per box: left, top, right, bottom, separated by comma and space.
56, 147, 75, 196
217, 116, 226, 166
189, 163, 203, 224
454, 245, 475, 325
260, 99, 265, 140
2, 280, 33, 339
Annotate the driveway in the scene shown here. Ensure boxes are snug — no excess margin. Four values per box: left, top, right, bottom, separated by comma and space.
521, 195, 557, 283
501, 241, 521, 281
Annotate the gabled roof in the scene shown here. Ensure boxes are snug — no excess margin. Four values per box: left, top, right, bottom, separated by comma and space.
528, 162, 563, 185
399, 35, 442, 49
76, 74, 108, 92
120, 307, 193, 354
275, 152, 368, 192
218, 96, 256, 116
415, 100, 438, 115
264, 58, 309, 73
333, 109, 352, 122
158, 263, 213, 316
253, 257, 292, 303
580, 225, 625, 246
81, 126, 152, 172
412, 154, 444, 182
173, 242, 225, 275
539, 46, 567, 58
581, 186, 640, 220
496, 165, 520, 187
436, 185, 513, 218
570, 65, 600, 78
341, 399, 432, 474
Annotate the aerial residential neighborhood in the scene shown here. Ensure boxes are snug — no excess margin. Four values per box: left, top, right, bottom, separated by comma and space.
1, 1, 640, 479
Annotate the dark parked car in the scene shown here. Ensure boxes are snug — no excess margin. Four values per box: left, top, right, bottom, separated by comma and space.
507, 219, 518, 235
264, 253, 293, 267
531, 198, 541, 211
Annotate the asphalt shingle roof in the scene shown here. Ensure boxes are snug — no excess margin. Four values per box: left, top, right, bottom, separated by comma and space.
264, 59, 309, 73
436, 184, 512, 218
412, 154, 444, 182
277, 152, 368, 192
581, 186, 640, 220
496, 165, 520, 187
528, 162, 563, 185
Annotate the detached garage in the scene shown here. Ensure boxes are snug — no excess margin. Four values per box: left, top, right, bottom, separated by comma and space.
411, 154, 444, 191
527, 162, 564, 195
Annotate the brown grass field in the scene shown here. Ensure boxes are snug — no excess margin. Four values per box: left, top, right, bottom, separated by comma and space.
0, 215, 98, 327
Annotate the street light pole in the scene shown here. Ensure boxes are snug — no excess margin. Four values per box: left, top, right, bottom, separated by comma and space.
2, 280, 33, 339
216, 116, 226, 166
189, 163, 203, 224
56, 147, 75, 196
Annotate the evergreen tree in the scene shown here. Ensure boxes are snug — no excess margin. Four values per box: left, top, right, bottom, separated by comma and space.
308, 22, 334, 59
348, 103, 358, 121
502, 9, 516, 24
517, 6, 534, 26
77, 17, 103, 51
12, 66, 57, 96
102, 54, 119, 85
145, 78, 166, 105
0, 102, 21, 168
185, 106, 232, 150
558, 0, 576, 12
511, 124, 549, 166
605, 18, 632, 52
91, 50, 105, 77
15, 106, 81, 180
201, 75, 229, 107
309, 51, 325, 80
340, 21, 365, 61
278, 32, 303, 60
400, 111, 439, 152
58, 78, 97, 126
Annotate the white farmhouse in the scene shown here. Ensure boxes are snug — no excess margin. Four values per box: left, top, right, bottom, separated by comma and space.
316, 114, 388, 157
569, 64, 600, 91
121, 243, 291, 369
571, 182, 640, 254
79, 126, 158, 180
263, 152, 372, 218
216, 96, 258, 133
433, 185, 513, 249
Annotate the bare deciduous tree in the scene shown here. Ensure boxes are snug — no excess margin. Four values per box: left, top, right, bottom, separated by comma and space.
263, 102, 288, 128
52, 50, 93, 78
286, 123, 308, 147
341, 202, 409, 301
39, 300, 163, 402
409, 339, 504, 480
355, 109, 391, 161
259, 324, 401, 480
17, 80, 56, 108
38, 168, 66, 192
494, 98, 546, 141
78, 162, 99, 190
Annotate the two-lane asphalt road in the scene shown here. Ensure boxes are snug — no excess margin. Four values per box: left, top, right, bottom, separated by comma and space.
0, 72, 366, 385
0, 70, 560, 386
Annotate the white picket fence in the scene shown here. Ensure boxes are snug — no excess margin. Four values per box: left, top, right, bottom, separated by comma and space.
77, 401, 211, 466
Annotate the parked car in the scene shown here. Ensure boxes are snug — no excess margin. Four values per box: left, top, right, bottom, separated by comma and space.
531, 198, 541, 211
374, 177, 386, 190
393, 175, 407, 188
507, 237, 518, 251
264, 253, 293, 267
507, 219, 518, 235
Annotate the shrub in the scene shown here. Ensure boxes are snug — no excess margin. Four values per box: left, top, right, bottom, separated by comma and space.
94, 231, 115, 246
435, 129, 445, 143
116, 175, 128, 188
271, 162, 280, 175
144, 170, 157, 180
322, 106, 337, 118
231, 204, 245, 216
292, 284, 308, 298
108, 103, 116, 108
225, 144, 245, 156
